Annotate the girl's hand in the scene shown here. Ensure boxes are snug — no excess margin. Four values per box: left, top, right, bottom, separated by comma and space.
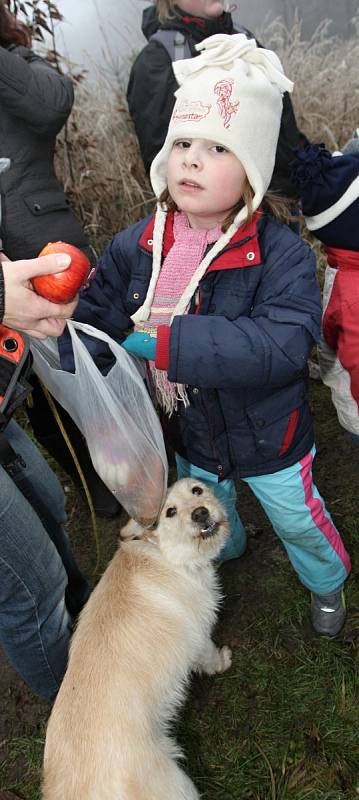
122, 331, 157, 360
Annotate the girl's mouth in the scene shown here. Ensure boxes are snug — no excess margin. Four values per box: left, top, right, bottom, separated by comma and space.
179, 180, 203, 191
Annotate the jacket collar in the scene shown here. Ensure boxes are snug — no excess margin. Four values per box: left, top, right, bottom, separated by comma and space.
324, 245, 359, 270
142, 5, 234, 43
138, 209, 262, 271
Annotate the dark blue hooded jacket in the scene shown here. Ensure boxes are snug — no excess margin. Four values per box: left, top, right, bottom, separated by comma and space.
59, 210, 321, 479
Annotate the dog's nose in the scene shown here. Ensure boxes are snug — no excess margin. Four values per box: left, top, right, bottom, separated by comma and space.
192, 506, 210, 524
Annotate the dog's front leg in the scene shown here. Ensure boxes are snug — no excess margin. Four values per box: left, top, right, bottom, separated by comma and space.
196, 639, 232, 676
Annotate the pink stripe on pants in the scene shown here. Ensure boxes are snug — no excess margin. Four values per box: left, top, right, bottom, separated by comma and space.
300, 451, 351, 574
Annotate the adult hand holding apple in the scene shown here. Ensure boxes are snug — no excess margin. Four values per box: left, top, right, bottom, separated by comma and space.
1, 253, 78, 339
33, 241, 92, 303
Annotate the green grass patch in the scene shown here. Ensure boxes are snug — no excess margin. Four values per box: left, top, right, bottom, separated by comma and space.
1, 380, 359, 799
0, 732, 44, 799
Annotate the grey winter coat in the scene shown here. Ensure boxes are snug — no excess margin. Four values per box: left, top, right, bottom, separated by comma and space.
0, 45, 90, 260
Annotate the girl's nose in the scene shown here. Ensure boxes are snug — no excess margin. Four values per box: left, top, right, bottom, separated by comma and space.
183, 144, 201, 169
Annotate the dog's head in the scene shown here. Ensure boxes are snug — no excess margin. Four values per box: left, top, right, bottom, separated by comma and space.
155, 478, 229, 566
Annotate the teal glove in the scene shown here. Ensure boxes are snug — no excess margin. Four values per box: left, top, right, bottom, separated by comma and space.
122, 331, 157, 360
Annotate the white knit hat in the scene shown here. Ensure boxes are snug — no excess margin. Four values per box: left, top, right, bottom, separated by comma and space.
151, 34, 292, 204
132, 33, 293, 324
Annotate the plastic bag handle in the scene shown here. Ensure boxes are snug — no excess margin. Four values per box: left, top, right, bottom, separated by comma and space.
67, 320, 166, 457
67, 320, 145, 384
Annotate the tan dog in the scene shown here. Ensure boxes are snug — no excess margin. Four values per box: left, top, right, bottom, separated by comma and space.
42, 478, 232, 800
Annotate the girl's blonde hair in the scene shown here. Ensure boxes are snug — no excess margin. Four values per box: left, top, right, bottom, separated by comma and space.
159, 179, 294, 231
156, 1, 177, 24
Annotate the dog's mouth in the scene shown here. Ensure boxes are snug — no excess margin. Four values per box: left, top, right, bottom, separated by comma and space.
198, 520, 220, 539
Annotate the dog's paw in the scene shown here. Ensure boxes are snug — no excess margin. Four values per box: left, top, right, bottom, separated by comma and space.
216, 645, 232, 673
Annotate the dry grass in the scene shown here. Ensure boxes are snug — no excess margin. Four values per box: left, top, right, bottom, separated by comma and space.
258, 15, 359, 150
54, 17, 359, 253
54, 78, 154, 256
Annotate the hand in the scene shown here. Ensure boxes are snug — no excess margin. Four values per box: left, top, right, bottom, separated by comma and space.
122, 331, 157, 360
1, 254, 78, 338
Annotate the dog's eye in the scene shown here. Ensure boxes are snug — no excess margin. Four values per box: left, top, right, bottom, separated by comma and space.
192, 486, 203, 496
166, 507, 177, 518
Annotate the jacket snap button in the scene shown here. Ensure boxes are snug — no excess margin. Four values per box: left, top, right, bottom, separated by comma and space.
147, 238, 153, 245
217, 464, 223, 472
246, 251, 255, 261
133, 292, 140, 300
192, 387, 199, 394
33, 203, 41, 212
256, 419, 265, 428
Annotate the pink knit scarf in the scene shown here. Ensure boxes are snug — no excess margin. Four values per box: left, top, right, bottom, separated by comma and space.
135, 211, 221, 414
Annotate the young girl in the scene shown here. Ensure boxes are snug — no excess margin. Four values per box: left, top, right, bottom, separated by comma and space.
60, 33, 351, 636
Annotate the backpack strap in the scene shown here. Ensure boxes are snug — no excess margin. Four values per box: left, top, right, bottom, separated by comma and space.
0, 326, 32, 469
150, 29, 192, 61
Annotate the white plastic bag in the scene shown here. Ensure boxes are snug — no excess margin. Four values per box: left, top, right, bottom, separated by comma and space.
31, 320, 168, 527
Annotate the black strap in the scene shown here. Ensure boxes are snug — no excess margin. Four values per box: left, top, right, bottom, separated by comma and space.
4, 373, 33, 418
0, 428, 19, 467
0, 351, 33, 469
0, 352, 33, 419
0, 357, 16, 397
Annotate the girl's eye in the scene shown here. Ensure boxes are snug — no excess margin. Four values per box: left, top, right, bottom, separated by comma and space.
174, 140, 191, 149
212, 145, 227, 153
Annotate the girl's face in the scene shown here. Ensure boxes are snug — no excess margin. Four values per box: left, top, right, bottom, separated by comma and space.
167, 138, 247, 230
176, 0, 225, 19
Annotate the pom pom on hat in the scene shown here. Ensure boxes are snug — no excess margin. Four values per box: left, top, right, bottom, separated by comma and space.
291, 143, 359, 250
291, 143, 332, 186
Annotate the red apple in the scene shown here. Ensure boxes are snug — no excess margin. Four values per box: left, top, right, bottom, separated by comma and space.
32, 241, 92, 303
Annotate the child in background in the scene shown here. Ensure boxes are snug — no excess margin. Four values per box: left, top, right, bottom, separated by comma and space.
292, 143, 359, 443
60, 34, 351, 636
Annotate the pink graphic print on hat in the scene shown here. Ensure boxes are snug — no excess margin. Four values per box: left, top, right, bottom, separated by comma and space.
214, 79, 240, 129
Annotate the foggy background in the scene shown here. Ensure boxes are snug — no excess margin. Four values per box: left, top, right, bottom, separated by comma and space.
51, 0, 359, 80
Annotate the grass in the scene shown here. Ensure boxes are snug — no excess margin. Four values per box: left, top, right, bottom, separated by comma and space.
256, 15, 359, 151
1, 380, 358, 799
0, 732, 45, 799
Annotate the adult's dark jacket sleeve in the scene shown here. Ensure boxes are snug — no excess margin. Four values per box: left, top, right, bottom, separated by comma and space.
127, 41, 177, 174
271, 92, 306, 198
0, 45, 74, 135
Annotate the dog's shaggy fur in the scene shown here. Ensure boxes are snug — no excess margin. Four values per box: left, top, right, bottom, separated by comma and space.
42, 478, 232, 800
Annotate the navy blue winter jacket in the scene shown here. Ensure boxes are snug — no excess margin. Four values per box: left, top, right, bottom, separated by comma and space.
59, 211, 321, 479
